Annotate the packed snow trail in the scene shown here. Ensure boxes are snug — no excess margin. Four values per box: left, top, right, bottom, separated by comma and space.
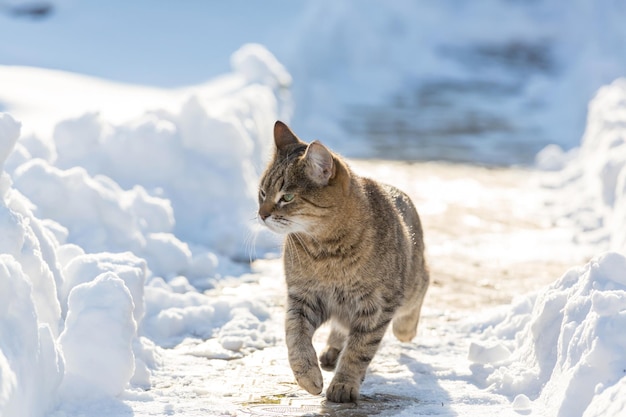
50, 161, 590, 417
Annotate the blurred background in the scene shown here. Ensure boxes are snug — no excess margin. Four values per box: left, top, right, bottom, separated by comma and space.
1, 0, 625, 165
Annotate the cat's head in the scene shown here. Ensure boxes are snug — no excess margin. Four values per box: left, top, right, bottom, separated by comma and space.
258, 121, 350, 235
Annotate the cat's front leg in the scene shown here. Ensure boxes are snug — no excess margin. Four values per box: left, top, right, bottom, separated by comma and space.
285, 292, 325, 395
326, 317, 391, 403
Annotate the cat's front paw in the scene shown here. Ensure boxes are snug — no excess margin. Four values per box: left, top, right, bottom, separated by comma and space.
326, 380, 359, 403
293, 364, 323, 395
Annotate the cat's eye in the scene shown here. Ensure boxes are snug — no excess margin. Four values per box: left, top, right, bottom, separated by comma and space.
259, 189, 266, 200
281, 193, 295, 203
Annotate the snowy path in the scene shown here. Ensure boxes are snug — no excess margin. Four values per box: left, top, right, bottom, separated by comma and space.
123, 265, 510, 417
77, 160, 590, 417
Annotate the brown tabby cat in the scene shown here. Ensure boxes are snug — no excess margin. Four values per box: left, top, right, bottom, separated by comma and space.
258, 121, 429, 403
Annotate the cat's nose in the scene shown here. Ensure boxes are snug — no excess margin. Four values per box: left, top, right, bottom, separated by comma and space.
258, 209, 271, 221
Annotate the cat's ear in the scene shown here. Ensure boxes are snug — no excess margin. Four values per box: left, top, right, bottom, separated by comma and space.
274, 121, 301, 151
304, 140, 335, 186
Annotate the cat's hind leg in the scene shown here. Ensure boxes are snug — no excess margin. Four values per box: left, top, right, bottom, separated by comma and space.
392, 279, 428, 342
319, 320, 347, 371
327, 316, 392, 403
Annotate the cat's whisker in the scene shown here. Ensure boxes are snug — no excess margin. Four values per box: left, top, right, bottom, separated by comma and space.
243, 229, 258, 263
245, 209, 266, 262
293, 235, 308, 269
291, 232, 317, 260
293, 225, 323, 251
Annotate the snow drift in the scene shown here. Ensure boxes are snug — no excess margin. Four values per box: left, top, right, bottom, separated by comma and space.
539, 78, 626, 256
475, 77, 626, 417
3, 49, 290, 264
470, 252, 626, 417
0, 44, 287, 417
0, 115, 65, 417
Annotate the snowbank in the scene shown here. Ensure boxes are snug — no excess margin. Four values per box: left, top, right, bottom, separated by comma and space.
540, 78, 626, 255
3, 44, 290, 265
0, 44, 287, 417
480, 78, 626, 416
0, 115, 65, 417
0, 255, 63, 417
286, 0, 626, 163
470, 252, 626, 417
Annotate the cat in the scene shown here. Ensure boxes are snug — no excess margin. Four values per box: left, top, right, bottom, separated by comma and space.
258, 121, 430, 403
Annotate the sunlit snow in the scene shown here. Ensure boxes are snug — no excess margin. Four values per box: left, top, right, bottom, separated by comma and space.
1, 1, 625, 417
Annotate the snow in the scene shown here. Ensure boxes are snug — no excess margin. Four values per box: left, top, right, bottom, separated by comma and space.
512, 394, 532, 412
0, 1, 625, 416
1, 48, 291, 266
0, 44, 286, 416
0, 255, 63, 417
3, 1, 626, 164
469, 252, 626, 417
284, 0, 626, 163
59, 273, 137, 399
541, 78, 626, 255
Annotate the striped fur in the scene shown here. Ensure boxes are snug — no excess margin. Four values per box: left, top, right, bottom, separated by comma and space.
258, 121, 429, 403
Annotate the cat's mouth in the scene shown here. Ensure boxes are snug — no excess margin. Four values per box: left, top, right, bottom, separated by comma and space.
261, 216, 290, 234
260, 215, 309, 235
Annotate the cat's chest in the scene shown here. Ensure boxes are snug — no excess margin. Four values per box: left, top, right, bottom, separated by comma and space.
287, 256, 361, 286
285, 255, 389, 323
284, 242, 368, 283
321, 283, 386, 325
